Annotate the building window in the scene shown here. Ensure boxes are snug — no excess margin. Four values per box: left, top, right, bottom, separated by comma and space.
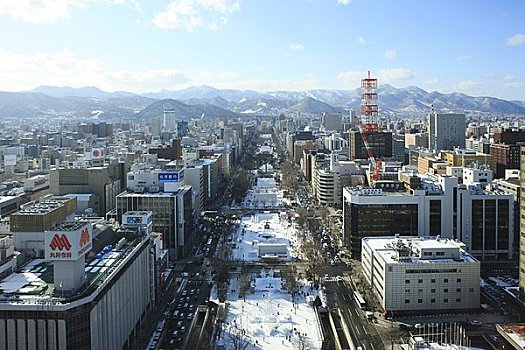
456, 288, 461, 293
469, 287, 474, 292
457, 278, 461, 283
431, 298, 436, 303
418, 289, 423, 293
444, 298, 448, 303
444, 289, 448, 293
405, 299, 410, 304
436, 251, 445, 256
431, 289, 436, 293
431, 279, 436, 283
418, 299, 423, 304
405, 280, 410, 284
444, 278, 449, 283
456, 298, 461, 302
418, 279, 423, 283
405, 289, 410, 293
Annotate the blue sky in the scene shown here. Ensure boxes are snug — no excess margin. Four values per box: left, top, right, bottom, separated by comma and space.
0, 0, 524, 99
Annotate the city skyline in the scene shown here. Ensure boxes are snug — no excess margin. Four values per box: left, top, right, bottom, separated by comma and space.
1, 0, 524, 100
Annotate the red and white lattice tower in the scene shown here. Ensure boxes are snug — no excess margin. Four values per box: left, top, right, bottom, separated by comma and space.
360, 70, 379, 132
358, 71, 381, 181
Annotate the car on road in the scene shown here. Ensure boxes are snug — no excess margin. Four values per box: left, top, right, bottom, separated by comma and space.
187, 312, 194, 320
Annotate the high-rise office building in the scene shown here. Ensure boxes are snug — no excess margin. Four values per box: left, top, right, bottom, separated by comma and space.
428, 112, 466, 151
322, 112, 343, 132
519, 146, 525, 301
49, 162, 128, 216
343, 171, 514, 259
348, 130, 392, 160
163, 107, 176, 132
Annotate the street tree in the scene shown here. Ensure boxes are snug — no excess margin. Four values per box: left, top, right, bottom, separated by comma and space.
224, 322, 250, 350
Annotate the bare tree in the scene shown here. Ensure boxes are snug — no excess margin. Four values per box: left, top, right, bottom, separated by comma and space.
238, 272, 251, 301
284, 263, 299, 302
292, 331, 314, 350
302, 239, 324, 283
224, 322, 250, 350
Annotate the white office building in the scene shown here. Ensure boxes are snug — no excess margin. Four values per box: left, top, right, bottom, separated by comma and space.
343, 170, 514, 260
362, 236, 480, 314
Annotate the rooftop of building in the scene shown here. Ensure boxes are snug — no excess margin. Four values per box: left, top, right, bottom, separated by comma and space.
496, 324, 525, 349
362, 236, 478, 265
0, 226, 148, 307
12, 195, 74, 216
51, 221, 85, 232
118, 187, 190, 197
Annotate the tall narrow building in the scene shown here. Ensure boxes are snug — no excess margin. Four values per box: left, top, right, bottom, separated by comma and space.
163, 107, 176, 132
428, 112, 466, 151
519, 146, 525, 301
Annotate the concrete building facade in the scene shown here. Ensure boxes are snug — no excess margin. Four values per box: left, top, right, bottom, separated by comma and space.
428, 113, 466, 151
343, 172, 514, 260
362, 236, 480, 314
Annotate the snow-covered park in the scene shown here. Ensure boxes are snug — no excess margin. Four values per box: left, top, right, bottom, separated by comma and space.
230, 212, 300, 262
216, 269, 324, 350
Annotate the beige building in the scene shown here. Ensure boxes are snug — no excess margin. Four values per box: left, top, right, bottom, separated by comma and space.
362, 236, 480, 314
440, 149, 494, 170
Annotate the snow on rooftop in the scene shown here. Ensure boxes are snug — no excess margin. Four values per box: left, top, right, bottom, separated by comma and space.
0, 272, 44, 294
363, 236, 478, 264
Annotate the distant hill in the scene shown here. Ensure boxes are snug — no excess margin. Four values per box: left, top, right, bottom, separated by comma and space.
135, 98, 239, 121
0, 84, 522, 120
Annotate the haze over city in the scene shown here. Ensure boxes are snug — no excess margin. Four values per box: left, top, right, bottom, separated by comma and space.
0, 0, 524, 99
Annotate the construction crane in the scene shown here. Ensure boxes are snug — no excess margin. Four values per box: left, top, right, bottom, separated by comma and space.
356, 71, 382, 182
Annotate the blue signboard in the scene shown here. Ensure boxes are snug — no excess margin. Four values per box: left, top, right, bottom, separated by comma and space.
158, 172, 183, 183
126, 216, 143, 224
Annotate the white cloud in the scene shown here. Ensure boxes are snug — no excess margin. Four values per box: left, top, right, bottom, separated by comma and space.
378, 68, 414, 83
0, 0, 137, 24
383, 49, 397, 59
337, 0, 352, 5
503, 81, 525, 88
289, 43, 304, 51
153, 0, 240, 31
453, 80, 482, 93
0, 48, 195, 92
0, 0, 87, 23
0, 48, 270, 93
336, 70, 366, 88
356, 35, 366, 45
506, 33, 525, 46
501, 75, 524, 88
423, 78, 439, 85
